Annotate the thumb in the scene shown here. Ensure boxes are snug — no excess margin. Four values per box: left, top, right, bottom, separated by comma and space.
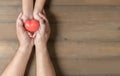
38, 18, 46, 33
16, 18, 25, 34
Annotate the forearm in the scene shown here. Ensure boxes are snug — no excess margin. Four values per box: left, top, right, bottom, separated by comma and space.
34, 0, 46, 14
1, 45, 32, 76
36, 45, 56, 76
22, 0, 33, 18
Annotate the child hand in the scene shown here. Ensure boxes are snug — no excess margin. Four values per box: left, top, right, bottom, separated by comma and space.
21, 14, 33, 22
33, 10, 47, 21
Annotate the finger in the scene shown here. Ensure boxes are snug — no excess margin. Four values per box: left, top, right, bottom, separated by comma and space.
34, 31, 39, 39
33, 32, 36, 38
16, 19, 25, 33
39, 13, 50, 32
38, 13, 48, 23
43, 10, 46, 16
27, 32, 31, 36
39, 17, 44, 25
38, 13, 50, 30
16, 13, 23, 26
27, 32, 33, 38
17, 12, 23, 22
38, 19, 46, 33
16, 25, 26, 38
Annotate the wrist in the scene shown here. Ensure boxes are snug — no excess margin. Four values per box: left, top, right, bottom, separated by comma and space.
18, 44, 33, 53
33, 11, 38, 15
33, 10, 42, 16
35, 43, 47, 48
33, 12, 39, 19
20, 42, 33, 48
35, 43, 47, 52
22, 14, 33, 21
33, 9, 39, 15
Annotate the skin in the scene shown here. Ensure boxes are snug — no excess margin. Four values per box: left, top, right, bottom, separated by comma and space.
1, 13, 34, 76
22, 0, 33, 21
33, 0, 46, 17
1, 13, 56, 76
22, 0, 46, 21
34, 13, 56, 76
34, 0, 46, 13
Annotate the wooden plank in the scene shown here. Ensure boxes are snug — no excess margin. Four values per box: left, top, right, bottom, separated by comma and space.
1, 58, 120, 75
2, 58, 120, 76
0, 0, 21, 6
1, 6, 120, 23
49, 41, 120, 58
0, 23, 17, 40
50, 0, 120, 6
62, 58, 120, 76
1, 4, 120, 76
0, 40, 120, 60
1, 43, 120, 76
1, 5, 120, 23
0, 6, 120, 41
56, 58, 120, 75
0, 5, 120, 59
0, 7, 20, 23
0, 0, 120, 6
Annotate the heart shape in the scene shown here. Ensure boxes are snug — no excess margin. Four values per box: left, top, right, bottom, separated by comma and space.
24, 19, 40, 32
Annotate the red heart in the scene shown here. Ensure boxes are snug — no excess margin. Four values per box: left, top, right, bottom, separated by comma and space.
24, 19, 40, 32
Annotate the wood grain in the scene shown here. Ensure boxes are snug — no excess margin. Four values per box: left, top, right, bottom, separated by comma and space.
0, 6, 120, 41
0, 0, 120, 6
51, 0, 120, 5
0, 0, 21, 6
1, 6, 120, 58
1, 0, 120, 76
1, 41, 120, 75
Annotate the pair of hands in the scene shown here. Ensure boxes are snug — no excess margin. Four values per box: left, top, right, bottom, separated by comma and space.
16, 12, 50, 48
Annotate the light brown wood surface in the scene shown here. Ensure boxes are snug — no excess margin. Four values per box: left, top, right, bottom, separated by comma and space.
0, 0, 120, 76
0, 0, 120, 6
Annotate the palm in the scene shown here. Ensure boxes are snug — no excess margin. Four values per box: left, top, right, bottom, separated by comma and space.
16, 13, 34, 46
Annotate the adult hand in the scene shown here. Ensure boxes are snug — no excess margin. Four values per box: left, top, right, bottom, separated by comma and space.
34, 12, 50, 47
16, 13, 34, 47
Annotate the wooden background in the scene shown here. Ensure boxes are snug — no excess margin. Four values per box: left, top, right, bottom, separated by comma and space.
0, 0, 120, 76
